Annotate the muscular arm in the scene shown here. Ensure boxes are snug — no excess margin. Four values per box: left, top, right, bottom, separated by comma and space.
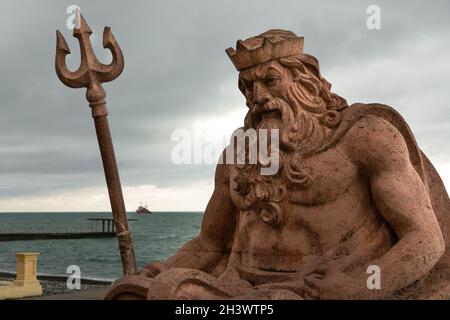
144, 158, 237, 275
345, 116, 445, 296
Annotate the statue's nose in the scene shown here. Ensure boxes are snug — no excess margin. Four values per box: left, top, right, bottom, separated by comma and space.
253, 82, 270, 105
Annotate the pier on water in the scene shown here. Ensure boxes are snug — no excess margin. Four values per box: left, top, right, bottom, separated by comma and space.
0, 218, 137, 242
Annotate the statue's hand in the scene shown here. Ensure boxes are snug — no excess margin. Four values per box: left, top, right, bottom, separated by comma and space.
302, 264, 371, 300
137, 262, 169, 278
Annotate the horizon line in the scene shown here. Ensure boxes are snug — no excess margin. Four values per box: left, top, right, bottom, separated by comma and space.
0, 210, 204, 214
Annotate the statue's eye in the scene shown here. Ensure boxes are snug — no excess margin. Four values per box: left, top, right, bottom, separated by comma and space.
264, 77, 279, 87
239, 79, 251, 92
240, 80, 253, 92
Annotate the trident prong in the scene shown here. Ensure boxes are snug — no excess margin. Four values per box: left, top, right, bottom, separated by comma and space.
55, 14, 124, 97
55, 14, 136, 276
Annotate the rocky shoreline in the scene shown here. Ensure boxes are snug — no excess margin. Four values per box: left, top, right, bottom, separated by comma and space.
0, 275, 111, 297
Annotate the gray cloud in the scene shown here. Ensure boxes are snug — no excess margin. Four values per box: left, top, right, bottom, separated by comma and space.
0, 0, 449, 207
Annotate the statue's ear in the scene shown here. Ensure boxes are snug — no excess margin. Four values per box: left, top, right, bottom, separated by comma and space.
291, 68, 301, 82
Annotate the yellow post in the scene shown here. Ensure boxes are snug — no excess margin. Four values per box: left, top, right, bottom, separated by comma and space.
0, 252, 43, 299
14, 252, 41, 287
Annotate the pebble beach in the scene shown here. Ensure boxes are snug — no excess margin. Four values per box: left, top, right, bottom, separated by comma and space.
0, 275, 110, 298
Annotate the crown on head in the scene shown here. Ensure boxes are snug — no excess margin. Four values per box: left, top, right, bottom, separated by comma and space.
226, 29, 304, 71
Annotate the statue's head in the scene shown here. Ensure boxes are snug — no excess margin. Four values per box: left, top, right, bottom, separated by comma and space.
226, 30, 347, 151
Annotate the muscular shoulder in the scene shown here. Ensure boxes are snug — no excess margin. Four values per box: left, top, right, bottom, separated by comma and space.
342, 115, 411, 174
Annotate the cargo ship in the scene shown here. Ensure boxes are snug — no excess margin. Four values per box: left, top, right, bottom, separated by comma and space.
136, 203, 151, 214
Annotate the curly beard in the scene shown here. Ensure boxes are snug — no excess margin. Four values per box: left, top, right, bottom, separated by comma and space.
244, 82, 334, 155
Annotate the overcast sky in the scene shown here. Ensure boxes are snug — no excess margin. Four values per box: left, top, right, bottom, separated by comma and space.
0, 0, 449, 212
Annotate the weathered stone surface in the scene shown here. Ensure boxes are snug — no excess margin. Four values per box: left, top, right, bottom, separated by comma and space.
106, 30, 450, 300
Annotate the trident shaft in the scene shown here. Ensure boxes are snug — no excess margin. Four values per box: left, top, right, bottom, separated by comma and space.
55, 14, 137, 275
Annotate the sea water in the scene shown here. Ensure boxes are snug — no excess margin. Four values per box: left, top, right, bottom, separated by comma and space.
0, 212, 202, 281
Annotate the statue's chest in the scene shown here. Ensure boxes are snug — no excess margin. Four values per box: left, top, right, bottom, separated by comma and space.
229, 147, 357, 226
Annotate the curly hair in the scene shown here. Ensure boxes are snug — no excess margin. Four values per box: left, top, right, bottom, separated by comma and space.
278, 55, 348, 114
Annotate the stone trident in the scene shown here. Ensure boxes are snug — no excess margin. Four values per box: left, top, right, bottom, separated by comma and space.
55, 14, 137, 275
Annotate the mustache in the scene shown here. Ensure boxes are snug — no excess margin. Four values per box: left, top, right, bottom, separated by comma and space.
243, 95, 330, 153
244, 97, 295, 130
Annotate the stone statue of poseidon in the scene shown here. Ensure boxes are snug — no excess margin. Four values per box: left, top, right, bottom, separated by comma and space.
106, 30, 450, 300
